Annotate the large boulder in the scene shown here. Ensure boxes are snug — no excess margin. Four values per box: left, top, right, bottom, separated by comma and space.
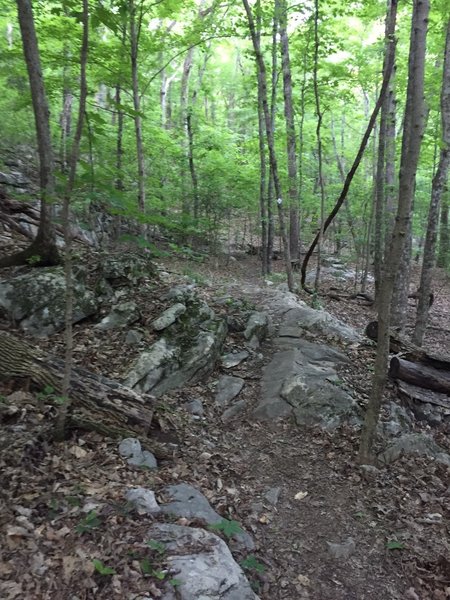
124, 296, 227, 396
100, 253, 156, 286
148, 524, 260, 600
278, 306, 362, 345
0, 267, 97, 337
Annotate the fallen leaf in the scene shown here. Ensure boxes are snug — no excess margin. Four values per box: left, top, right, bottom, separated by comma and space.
294, 491, 308, 501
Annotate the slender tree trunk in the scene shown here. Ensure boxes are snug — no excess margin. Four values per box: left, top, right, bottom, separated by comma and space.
0, 0, 59, 268
437, 191, 450, 266
413, 20, 450, 346
243, 0, 294, 291
256, 2, 268, 275
359, 0, 429, 464
374, 0, 398, 304
129, 0, 145, 216
277, 0, 299, 259
313, 0, 325, 292
56, 0, 89, 440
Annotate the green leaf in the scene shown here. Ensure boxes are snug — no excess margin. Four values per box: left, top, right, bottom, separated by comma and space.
240, 555, 265, 573
209, 519, 243, 538
92, 559, 116, 575
139, 557, 153, 575
146, 539, 166, 555
169, 578, 182, 587
386, 540, 405, 550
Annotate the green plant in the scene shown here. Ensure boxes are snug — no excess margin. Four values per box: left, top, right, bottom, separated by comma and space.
240, 555, 265, 574
209, 519, 243, 539
146, 539, 166, 555
26, 254, 42, 266
386, 540, 405, 550
92, 559, 116, 575
76, 510, 102, 534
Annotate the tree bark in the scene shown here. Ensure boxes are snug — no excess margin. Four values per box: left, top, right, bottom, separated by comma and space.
243, 0, 294, 292
437, 191, 449, 266
359, 0, 429, 464
277, 0, 299, 259
0, 0, 59, 268
413, 20, 450, 346
389, 357, 450, 395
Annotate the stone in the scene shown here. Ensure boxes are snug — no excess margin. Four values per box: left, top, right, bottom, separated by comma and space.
118, 438, 158, 469
326, 537, 356, 560
379, 433, 450, 466
221, 399, 247, 422
101, 254, 156, 286
95, 301, 139, 330
264, 486, 281, 506
184, 398, 204, 416
221, 350, 250, 369
160, 483, 254, 552
255, 341, 359, 428
124, 298, 227, 397
215, 376, 245, 406
0, 267, 97, 337
277, 306, 362, 345
165, 284, 196, 302
244, 312, 269, 348
125, 329, 143, 345
152, 303, 186, 331
148, 524, 259, 600
125, 488, 161, 515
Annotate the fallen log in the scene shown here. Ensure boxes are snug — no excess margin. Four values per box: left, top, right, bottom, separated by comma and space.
365, 320, 450, 370
0, 330, 172, 458
389, 357, 450, 396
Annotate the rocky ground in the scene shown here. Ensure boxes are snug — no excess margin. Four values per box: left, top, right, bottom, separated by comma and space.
0, 247, 449, 600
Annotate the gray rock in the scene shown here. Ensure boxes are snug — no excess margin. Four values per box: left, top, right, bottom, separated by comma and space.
215, 376, 245, 406
184, 398, 204, 416
326, 537, 356, 560
379, 433, 450, 466
119, 438, 158, 469
161, 483, 254, 552
125, 329, 143, 345
0, 170, 30, 188
95, 300, 139, 330
379, 402, 413, 437
278, 306, 362, 345
124, 298, 227, 397
125, 488, 161, 515
264, 486, 281, 506
101, 254, 155, 286
165, 284, 196, 302
152, 303, 186, 330
222, 399, 247, 422
244, 312, 269, 348
0, 267, 97, 337
221, 350, 250, 368
255, 341, 359, 428
148, 524, 259, 600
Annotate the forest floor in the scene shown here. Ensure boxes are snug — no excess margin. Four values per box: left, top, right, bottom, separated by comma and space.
0, 248, 449, 600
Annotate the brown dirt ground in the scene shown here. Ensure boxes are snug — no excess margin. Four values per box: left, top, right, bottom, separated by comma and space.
0, 250, 449, 600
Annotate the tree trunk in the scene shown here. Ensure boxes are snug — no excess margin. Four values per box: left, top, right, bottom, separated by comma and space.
389, 357, 450, 395
277, 0, 299, 259
243, 0, 294, 292
0, 0, 59, 268
130, 0, 145, 216
374, 0, 398, 304
413, 21, 450, 345
256, 2, 268, 275
57, 0, 90, 441
437, 191, 449, 267
359, 0, 429, 464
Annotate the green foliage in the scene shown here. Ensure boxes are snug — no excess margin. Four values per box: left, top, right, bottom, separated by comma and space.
76, 510, 102, 534
92, 559, 116, 576
386, 540, 405, 551
240, 555, 265, 573
209, 519, 243, 538
146, 539, 166, 555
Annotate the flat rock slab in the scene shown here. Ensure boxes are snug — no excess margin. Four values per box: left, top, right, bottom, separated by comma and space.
148, 524, 259, 600
278, 306, 362, 345
215, 376, 245, 406
379, 433, 450, 466
221, 350, 249, 368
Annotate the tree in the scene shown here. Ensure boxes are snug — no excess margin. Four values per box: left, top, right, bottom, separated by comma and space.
359, 0, 430, 464
413, 19, 450, 346
0, 0, 59, 268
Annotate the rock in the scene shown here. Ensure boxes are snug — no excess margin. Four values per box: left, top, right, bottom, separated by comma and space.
215, 376, 245, 406
0, 170, 31, 188
184, 398, 204, 416
255, 340, 359, 428
165, 284, 196, 302
101, 254, 156, 286
125, 488, 161, 515
226, 315, 246, 332
152, 303, 186, 331
379, 433, 450, 466
244, 311, 269, 348
277, 306, 362, 345
160, 483, 254, 552
264, 486, 281, 506
221, 350, 250, 368
124, 297, 227, 397
95, 301, 139, 330
0, 267, 97, 337
221, 399, 247, 422
326, 537, 356, 560
125, 329, 143, 345
118, 438, 158, 469
148, 524, 259, 600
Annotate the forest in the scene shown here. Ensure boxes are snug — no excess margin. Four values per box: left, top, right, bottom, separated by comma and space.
0, 0, 449, 599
